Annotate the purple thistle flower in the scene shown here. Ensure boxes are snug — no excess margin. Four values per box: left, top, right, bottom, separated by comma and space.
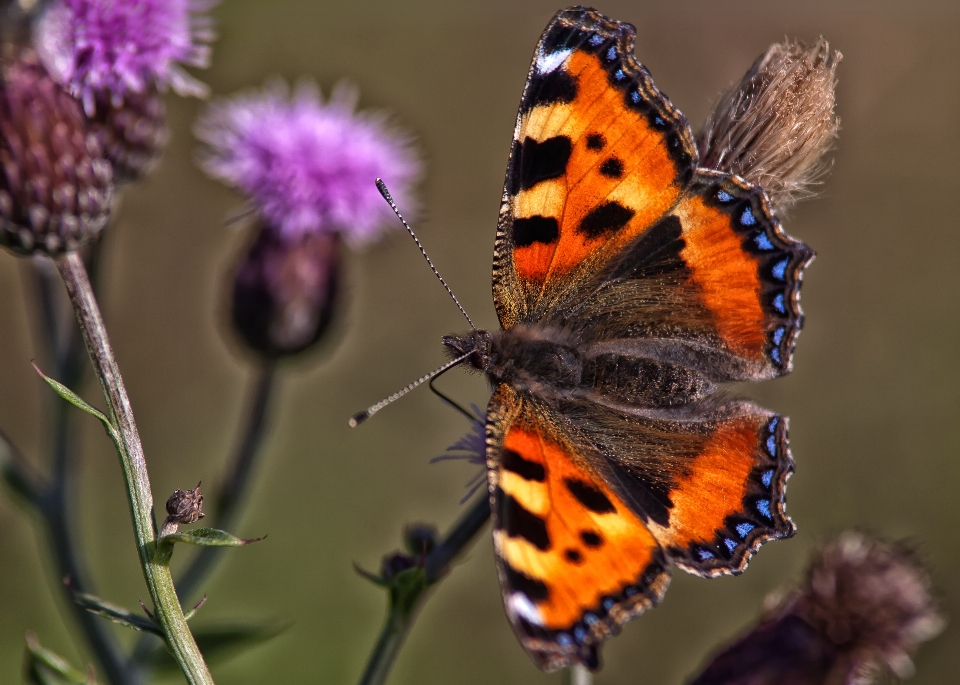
432, 406, 487, 503
195, 79, 421, 245
34, 0, 216, 115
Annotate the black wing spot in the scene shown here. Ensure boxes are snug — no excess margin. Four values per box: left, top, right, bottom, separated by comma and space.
565, 478, 616, 513
521, 70, 578, 114
577, 201, 635, 239
505, 563, 549, 601
497, 487, 551, 550
599, 157, 624, 178
580, 530, 603, 547
586, 133, 606, 150
513, 216, 559, 247
564, 548, 583, 563
502, 448, 546, 481
508, 136, 573, 195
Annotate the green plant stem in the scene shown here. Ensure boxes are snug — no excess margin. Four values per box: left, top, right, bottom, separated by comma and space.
54, 251, 214, 685
27, 254, 137, 685
358, 495, 491, 685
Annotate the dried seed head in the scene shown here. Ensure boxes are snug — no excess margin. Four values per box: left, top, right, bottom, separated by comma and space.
231, 225, 342, 359
796, 532, 945, 683
165, 482, 205, 525
88, 85, 169, 184
698, 39, 841, 215
0, 52, 113, 255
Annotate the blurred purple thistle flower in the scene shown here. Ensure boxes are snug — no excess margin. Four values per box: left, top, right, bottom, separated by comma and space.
432, 406, 487, 503
195, 79, 421, 246
34, 0, 216, 116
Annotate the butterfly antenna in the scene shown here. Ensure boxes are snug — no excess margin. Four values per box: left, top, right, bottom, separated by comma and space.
376, 178, 476, 329
348, 352, 473, 427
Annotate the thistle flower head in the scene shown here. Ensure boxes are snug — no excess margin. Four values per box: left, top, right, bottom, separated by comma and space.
34, 0, 216, 115
196, 79, 421, 246
698, 39, 841, 215
796, 532, 945, 682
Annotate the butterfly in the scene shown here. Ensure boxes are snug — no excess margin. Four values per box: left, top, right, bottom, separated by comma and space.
440, 6, 814, 672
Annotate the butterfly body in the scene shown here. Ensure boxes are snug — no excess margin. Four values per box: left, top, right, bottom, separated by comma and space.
441, 6, 814, 673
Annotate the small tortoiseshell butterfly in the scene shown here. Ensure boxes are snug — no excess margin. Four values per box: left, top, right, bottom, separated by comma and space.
440, 6, 814, 671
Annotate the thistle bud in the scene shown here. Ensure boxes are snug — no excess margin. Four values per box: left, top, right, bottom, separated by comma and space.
0, 53, 112, 255
690, 533, 944, 685
87, 86, 169, 185
231, 226, 341, 359
165, 482, 205, 526
698, 39, 841, 215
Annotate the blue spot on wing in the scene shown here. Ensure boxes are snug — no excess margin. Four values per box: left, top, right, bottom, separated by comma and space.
772, 258, 789, 281
754, 232, 775, 250
773, 326, 786, 345
614, 69, 626, 81
723, 538, 738, 553
605, 45, 616, 60
630, 90, 641, 103
584, 612, 598, 625
736, 522, 755, 539
740, 207, 757, 226
654, 116, 664, 126
697, 548, 715, 561
589, 34, 604, 46
624, 586, 638, 597
770, 348, 781, 364
766, 434, 777, 458
761, 469, 774, 488
772, 293, 786, 313
768, 417, 779, 432
574, 625, 587, 643
756, 499, 772, 519
717, 190, 733, 202
602, 598, 615, 611
557, 633, 573, 647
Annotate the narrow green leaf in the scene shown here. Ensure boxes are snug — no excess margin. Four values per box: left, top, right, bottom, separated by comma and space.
31, 363, 119, 445
70, 590, 162, 635
155, 528, 264, 562
24, 632, 98, 684
146, 623, 286, 673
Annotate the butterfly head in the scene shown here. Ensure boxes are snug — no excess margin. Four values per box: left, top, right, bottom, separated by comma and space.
442, 329, 493, 372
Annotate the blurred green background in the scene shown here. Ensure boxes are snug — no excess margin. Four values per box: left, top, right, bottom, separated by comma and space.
2, 0, 959, 682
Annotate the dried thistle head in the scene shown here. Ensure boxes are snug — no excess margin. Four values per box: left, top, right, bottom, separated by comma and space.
698, 39, 841, 215
796, 532, 945, 683
690, 532, 944, 685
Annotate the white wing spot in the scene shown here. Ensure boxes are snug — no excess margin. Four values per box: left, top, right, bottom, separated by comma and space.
535, 48, 573, 75
507, 592, 545, 626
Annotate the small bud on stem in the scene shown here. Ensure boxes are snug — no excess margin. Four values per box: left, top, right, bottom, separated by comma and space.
160, 482, 205, 537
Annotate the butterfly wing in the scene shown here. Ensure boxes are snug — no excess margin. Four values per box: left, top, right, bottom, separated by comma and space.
492, 7, 697, 329
493, 8, 813, 380
486, 385, 794, 671
486, 384, 670, 672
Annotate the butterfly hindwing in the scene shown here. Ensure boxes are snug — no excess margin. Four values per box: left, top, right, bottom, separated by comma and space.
558, 398, 795, 577
486, 384, 671, 672
493, 7, 698, 329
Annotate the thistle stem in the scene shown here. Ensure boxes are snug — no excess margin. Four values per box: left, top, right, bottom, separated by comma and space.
358, 495, 491, 685
54, 251, 214, 685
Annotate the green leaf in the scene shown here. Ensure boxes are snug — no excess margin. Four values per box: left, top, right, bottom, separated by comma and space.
31, 363, 119, 446
146, 623, 285, 673
155, 528, 264, 563
70, 589, 161, 635
24, 632, 98, 684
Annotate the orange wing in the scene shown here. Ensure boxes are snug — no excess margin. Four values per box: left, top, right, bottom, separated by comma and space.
486, 385, 670, 672
492, 8, 813, 380
492, 7, 697, 328
486, 387, 795, 671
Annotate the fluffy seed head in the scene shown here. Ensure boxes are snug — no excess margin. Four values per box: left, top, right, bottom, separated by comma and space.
698, 39, 841, 215
196, 79, 421, 246
796, 532, 945, 683
34, 0, 216, 115
0, 53, 113, 255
